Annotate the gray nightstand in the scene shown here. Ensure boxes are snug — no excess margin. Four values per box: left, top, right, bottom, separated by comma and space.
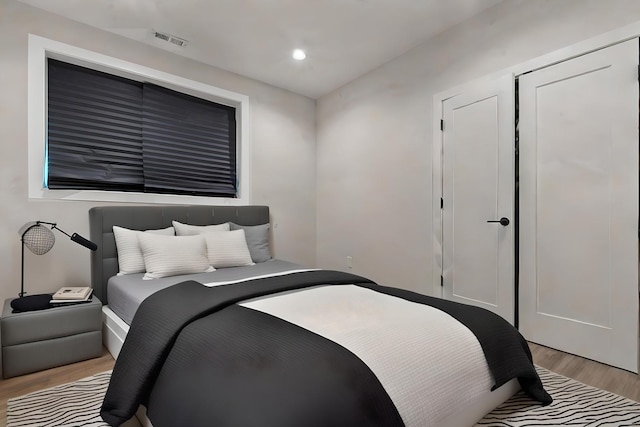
1, 297, 102, 378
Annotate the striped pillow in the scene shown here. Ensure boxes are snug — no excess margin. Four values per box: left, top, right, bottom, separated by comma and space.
138, 233, 214, 280
172, 221, 230, 236
113, 226, 175, 275
202, 230, 255, 268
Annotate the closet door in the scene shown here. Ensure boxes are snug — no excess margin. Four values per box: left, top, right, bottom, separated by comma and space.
519, 39, 638, 372
441, 75, 515, 324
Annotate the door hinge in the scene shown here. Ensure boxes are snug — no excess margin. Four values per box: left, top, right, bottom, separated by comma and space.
440, 198, 443, 209
440, 275, 444, 287
440, 119, 444, 131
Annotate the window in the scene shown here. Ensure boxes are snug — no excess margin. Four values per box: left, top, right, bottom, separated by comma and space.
28, 34, 250, 205
47, 59, 237, 197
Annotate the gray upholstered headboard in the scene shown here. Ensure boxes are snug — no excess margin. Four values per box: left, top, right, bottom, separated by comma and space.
89, 205, 270, 305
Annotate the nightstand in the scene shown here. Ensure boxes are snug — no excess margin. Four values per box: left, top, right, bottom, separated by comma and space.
1, 297, 102, 378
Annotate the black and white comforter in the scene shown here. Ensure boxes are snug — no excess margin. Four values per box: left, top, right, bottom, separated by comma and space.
101, 270, 551, 427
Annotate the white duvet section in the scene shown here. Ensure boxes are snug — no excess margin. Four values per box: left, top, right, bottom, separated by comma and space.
241, 285, 494, 427
201, 269, 319, 287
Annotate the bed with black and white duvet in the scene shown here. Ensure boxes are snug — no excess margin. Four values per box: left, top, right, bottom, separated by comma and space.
89, 205, 550, 427
100, 269, 550, 427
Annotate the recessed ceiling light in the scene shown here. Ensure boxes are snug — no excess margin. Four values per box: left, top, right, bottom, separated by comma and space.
292, 49, 306, 61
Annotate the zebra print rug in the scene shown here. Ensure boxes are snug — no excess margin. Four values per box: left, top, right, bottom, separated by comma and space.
6, 367, 640, 426
6, 371, 114, 427
476, 367, 640, 426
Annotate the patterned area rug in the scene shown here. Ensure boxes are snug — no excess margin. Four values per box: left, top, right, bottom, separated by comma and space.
7, 371, 113, 427
476, 367, 640, 426
6, 367, 640, 426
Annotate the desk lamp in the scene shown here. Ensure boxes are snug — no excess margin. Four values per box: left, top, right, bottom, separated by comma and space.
11, 221, 97, 312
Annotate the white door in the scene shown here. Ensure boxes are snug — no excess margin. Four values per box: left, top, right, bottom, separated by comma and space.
442, 75, 515, 324
519, 39, 638, 372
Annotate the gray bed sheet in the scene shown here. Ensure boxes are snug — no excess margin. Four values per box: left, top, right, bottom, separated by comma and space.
107, 259, 305, 325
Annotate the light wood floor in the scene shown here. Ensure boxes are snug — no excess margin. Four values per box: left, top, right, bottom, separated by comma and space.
0, 347, 115, 427
529, 342, 640, 402
0, 344, 638, 426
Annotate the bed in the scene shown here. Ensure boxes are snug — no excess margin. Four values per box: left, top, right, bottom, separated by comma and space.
89, 205, 550, 427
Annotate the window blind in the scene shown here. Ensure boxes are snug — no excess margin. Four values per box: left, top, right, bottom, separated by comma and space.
47, 59, 144, 191
46, 59, 237, 197
142, 84, 237, 197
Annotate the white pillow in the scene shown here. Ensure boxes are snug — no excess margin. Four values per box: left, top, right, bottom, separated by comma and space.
138, 233, 214, 280
202, 230, 255, 268
172, 220, 230, 236
113, 226, 175, 275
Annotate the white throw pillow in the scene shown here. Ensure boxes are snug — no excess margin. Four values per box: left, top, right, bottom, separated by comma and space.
138, 233, 214, 280
172, 220, 230, 236
113, 226, 175, 275
202, 230, 255, 268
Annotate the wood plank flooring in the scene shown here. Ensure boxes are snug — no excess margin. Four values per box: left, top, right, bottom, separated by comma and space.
0, 343, 637, 427
0, 347, 115, 427
529, 342, 640, 402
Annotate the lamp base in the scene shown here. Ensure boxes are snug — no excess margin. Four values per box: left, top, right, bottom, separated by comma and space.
11, 294, 53, 313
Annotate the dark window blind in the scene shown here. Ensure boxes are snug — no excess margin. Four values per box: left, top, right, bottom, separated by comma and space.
46, 58, 237, 197
142, 84, 237, 197
47, 59, 144, 191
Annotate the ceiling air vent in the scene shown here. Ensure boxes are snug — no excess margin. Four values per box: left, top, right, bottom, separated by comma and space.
153, 31, 188, 48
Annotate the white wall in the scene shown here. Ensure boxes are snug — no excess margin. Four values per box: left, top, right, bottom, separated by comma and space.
5, 0, 640, 305
316, 0, 640, 295
0, 0, 317, 303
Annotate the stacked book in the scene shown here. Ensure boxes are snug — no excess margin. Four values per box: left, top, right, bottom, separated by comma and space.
50, 287, 93, 306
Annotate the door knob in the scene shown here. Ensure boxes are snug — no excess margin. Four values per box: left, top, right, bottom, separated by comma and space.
487, 217, 510, 226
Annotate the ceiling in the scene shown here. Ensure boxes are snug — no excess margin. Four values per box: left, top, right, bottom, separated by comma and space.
19, 0, 503, 99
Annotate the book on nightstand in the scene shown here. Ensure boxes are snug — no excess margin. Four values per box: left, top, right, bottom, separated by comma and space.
50, 287, 93, 305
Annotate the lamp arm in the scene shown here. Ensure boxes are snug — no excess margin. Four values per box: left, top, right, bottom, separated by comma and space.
33, 221, 96, 250
50, 224, 72, 239
35, 221, 56, 227
34, 221, 71, 238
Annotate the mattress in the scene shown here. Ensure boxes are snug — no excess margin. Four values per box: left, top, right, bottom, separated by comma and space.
107, 259, 306, 324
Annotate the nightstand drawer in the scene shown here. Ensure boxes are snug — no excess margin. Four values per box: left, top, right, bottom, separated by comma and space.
1, 297, 102, 378
1, 299, 102, 346
3, 331, 101, 378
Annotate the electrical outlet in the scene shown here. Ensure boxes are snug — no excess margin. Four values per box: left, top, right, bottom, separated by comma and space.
346, 256, 353, 269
